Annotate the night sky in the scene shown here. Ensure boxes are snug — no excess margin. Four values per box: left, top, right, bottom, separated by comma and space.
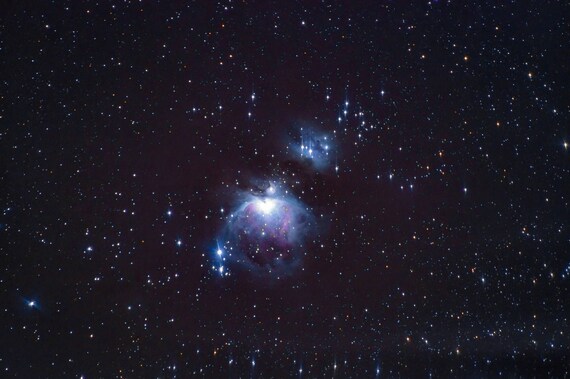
2, 1, 570, 378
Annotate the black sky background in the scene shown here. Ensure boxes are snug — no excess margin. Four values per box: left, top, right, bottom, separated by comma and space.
1, 1, 569, 377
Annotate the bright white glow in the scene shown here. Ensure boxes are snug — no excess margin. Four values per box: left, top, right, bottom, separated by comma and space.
256, 199, 276, 214
28, 301, 35, 307
217, 249, 223, 256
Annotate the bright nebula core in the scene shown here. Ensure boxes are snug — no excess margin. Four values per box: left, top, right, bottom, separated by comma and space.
217, 184, 315, 276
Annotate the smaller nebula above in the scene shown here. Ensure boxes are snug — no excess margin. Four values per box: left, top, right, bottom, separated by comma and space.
288, 127, 337, 172
214, 182, 315, 278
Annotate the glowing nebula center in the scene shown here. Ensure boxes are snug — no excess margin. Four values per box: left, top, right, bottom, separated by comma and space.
254, 198, 277, 215
219, 192, 314, 276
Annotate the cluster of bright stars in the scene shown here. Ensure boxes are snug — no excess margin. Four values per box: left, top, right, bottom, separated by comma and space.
212, 242, 230, 277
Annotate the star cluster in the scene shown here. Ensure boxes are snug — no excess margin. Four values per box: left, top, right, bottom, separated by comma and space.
289, 127, 337, 171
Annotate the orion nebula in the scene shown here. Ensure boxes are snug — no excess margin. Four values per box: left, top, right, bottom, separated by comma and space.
215, 182, 315, 278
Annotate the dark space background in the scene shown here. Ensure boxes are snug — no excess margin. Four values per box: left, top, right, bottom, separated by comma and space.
1, 1, 569, 377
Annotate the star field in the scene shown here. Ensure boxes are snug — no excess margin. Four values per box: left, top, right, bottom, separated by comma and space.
1, 1, 569, 377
